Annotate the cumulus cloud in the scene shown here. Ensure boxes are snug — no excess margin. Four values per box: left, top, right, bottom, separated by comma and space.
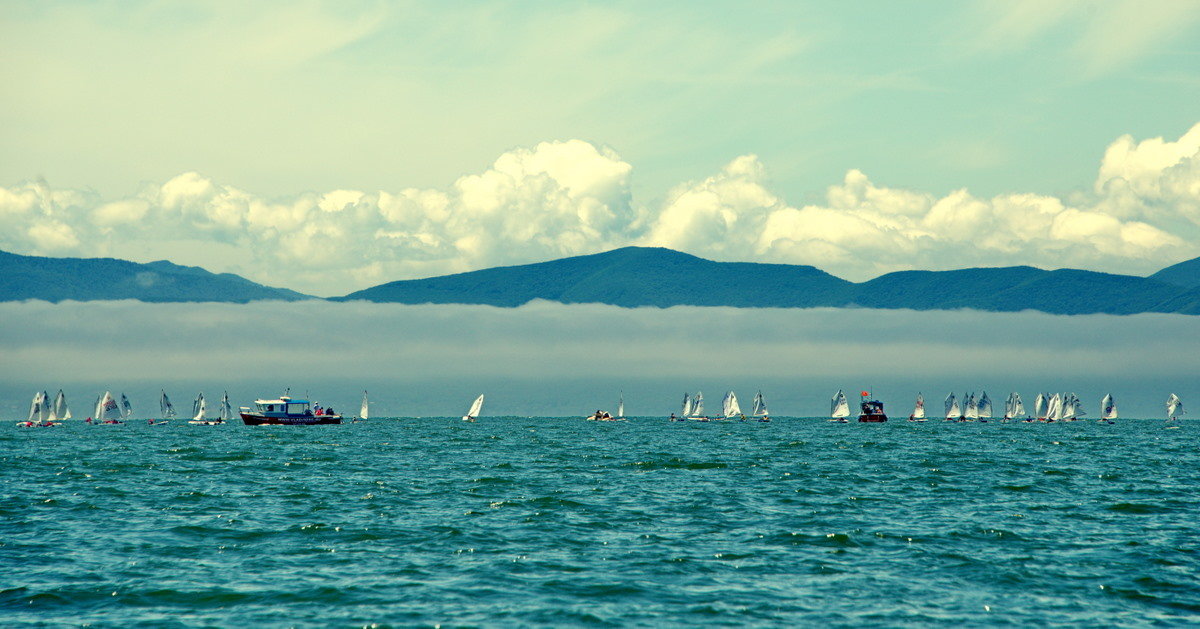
2, 126, 1200, 294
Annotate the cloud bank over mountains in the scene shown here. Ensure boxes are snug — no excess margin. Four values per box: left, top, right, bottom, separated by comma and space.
2, 124, 1199, 296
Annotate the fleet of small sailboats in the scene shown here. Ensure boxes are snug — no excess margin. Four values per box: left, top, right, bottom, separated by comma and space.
9, 388, 1193, 426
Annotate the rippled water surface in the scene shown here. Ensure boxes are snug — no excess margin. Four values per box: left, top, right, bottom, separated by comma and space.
3, 419, 1199, 627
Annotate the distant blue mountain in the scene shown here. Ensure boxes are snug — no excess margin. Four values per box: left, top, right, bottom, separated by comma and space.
339, 246, 1200, 316
5, 246, 1198, 314
0, 249, 308, 303
1149, 255, 1200, 289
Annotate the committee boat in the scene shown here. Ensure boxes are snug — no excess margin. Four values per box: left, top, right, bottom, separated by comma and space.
858, 390, 887, 422
240, 396, 342, 425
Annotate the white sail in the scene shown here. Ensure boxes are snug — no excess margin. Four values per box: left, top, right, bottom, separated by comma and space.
945, 393, 959, 419
1003, 392, 1014, 419
911, 393, 925, 419
617, 394, 625, 419
93, 395, 102, 421
465, 394, 484, 420
40, 390, 52, 422
1071, 394, 1086, 418
722, 391, 741, 417
964, 393, 978, 420
193, 393, 207, 421
360, 390, 369, 420
27, 391, 42, 422
832, 390, 850, 418
680, 393, 693, 417
1013, 393, 1025, 418
978, 392, 992, 419
691, 392, 705, 417
219, 392, 232, 422
751, 391, 768, 417
100, 391, 122, 421
1166, 393, 1184, 419
49, 390, 65, 421
1046, 393, 1063, 421
1034, 393, 1046, 418
1101, 394, 1117, 420
161, 390, 177, 418
120, 393, 133, 419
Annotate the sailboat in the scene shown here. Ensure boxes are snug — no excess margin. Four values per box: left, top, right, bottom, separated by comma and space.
1011, 392, 1027, 422
830, 390, 850, 423
52, 390, 71, 422
219, 392, 233, 423
98, 391, 124, 424
944, 393, 960, 421
120, 393, 133, 421
1045, 393, 1063, 422
462, 394, 484, 422
153, 390, 176, 425
962, 392, 978, 422
1034, 393, 1047, 421
687, 391, 710, 421
750, 390, 770, 422
356, 390, 369, 423
1166, 393, 1184, 421
908, 393, 926, 422
1067, 393, 1085, 421
1099, 394, 1116, 423
673, 393, 691, 421
1002, 392, 1022, 422
18, 391, 57, 428
977, 392, 992, 422
720, 391, 743, 420
189, 392, 222, 425
587, 392, 625, 421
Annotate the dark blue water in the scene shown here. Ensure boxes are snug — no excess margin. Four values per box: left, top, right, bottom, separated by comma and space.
3, 419, 1198, 627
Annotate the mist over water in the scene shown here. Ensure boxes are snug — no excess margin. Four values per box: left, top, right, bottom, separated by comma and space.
1, 301, 1196, 419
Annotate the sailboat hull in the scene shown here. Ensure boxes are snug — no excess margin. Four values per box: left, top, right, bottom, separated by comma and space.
240, 412, 341, 425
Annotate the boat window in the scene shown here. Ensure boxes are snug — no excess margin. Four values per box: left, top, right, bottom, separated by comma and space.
286, 403, 307, 415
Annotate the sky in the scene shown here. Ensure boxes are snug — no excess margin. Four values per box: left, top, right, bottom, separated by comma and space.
2, 1, 1200, 296
1, 300, 1197, 419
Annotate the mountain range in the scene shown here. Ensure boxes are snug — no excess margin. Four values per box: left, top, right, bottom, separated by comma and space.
3, 247, 1199, 315
0, 249, 306, 303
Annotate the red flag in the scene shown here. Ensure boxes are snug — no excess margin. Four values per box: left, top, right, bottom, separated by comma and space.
861, 391, 870, 396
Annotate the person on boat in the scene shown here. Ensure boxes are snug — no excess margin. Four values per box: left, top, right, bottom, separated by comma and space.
669, 413, 676, 420
326, 407, 334, 415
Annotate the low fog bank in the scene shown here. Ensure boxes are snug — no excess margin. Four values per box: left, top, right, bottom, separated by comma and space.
1, 300, 1196, 418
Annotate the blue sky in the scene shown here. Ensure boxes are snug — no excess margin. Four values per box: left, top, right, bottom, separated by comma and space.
2, 1, 1200, 294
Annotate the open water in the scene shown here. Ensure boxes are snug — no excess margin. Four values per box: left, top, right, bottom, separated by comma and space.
2, 418, 1198, 627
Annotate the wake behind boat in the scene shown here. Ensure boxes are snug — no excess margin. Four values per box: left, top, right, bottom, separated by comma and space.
240, 395, 341, 425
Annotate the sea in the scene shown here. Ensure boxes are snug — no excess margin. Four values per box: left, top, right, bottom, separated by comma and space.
3, 418, 1198, 627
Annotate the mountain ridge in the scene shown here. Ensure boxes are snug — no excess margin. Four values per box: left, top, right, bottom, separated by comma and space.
338, 247, 1200, 316
0, 249, 309, 303
3, 246, 1199, 315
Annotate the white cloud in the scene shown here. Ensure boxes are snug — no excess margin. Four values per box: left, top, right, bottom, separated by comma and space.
2, 126, 1200, 293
